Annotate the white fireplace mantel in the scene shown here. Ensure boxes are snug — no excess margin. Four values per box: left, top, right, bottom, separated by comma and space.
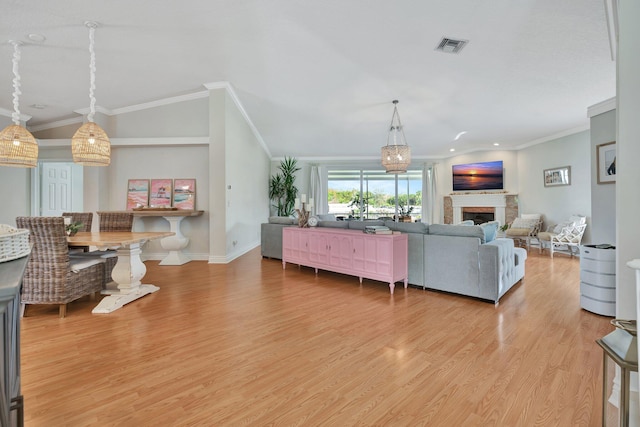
450, 193, 516, 225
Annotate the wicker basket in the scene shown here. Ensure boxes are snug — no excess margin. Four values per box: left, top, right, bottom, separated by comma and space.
0, 224, 31, 263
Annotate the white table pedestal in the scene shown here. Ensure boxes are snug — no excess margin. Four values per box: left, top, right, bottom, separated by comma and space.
92, 242, 159, 314
159, 216, 191, 265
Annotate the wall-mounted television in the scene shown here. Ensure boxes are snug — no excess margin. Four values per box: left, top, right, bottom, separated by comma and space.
452, 160, 504, 191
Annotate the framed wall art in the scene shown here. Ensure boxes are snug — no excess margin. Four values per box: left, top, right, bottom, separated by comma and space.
543, 166, 571, 187
597, 141, 616, 184
126, 179, 150, 210
173, 179, 196, 210
150, 179, 173, 207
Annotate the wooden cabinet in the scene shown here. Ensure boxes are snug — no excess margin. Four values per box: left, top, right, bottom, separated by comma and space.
282, 227, 408, 294
0, 255, 28, 427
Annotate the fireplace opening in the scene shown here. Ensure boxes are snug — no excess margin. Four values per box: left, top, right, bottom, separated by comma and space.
462, 208, 495, 225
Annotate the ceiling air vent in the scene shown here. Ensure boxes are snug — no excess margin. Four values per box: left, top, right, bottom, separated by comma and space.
435, 37, 468, 54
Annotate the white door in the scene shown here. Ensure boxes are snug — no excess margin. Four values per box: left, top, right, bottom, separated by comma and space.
41, 163, 74, 216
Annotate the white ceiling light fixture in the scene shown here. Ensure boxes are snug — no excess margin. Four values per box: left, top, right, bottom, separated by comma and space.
72, 21, 110, 166
0, 41, 38, 168
381, 100, 411, 174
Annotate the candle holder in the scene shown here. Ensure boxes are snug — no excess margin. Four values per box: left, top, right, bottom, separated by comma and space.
296, 204, 310, 228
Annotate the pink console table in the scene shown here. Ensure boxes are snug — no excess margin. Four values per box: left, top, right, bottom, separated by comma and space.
282, 227, 408, 294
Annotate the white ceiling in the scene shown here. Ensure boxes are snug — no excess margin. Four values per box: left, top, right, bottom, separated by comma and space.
0, 0, 616, 159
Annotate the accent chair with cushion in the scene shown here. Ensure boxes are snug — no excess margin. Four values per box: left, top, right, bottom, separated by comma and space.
505, 213, 543, 252
15, 216, 105, 318
537, 215, 587, 258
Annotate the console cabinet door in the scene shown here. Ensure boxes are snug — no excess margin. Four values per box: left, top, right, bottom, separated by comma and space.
352, 235, 366, 272
374, 239, 392, 275
309, 232, 329, 264
329, 234, 352, 268
283, 228, 308, 263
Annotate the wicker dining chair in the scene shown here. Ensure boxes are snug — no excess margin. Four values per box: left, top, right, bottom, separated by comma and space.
15, 216, 104, 318
97, 211, 134, 232
62, 212, 94, 252
96, 211, 134, 284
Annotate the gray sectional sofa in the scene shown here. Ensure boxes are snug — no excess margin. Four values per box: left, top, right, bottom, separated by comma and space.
261, 217, 526, 304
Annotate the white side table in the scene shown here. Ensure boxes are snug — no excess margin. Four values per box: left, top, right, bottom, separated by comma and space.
132, 210, 204, 265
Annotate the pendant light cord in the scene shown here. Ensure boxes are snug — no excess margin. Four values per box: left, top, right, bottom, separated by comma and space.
10, 41, 22, 126
87, 24, 97, 122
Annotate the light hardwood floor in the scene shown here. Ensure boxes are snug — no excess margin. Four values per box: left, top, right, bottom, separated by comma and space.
20, 248, 613, 426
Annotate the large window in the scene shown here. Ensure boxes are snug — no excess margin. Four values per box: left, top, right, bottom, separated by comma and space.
327, 169, 422, 221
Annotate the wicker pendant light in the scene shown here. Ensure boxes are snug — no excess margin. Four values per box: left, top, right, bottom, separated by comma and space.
72, 21, 110, 166
0, 41, 38, 168
381, 100, 411, 174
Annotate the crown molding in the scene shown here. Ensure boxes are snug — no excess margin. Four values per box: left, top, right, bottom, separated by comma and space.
28, 116, 83, 133
516, 124, 590, 150
587, 97, 617, 118
35, 137, 209, 148
110, 91, 209, 115
72, 105, 114, 116
604, 0, 618, 61
204, 81, 271, 159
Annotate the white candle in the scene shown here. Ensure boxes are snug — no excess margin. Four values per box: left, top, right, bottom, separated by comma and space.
309, 198, 314, 208
294, 198, 300, 209
301, 194, 307, 204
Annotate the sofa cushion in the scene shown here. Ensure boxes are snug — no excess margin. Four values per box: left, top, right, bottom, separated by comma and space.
480, 220, 499, 243
505, 228, 531, 237
269, 216, 296, 225
458, 220, 475, 226
384, 220, 428, 234
348, 220, 385, 231
318, 220, 349, 229
428, 224, 485, 243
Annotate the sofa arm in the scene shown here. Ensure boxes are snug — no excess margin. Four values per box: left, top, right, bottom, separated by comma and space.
261, 223, 293, 259
479, 238, 517, 302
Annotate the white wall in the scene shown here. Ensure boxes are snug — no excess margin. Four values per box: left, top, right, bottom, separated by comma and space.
110, 97, 209, 138
590, 109, 616, 244
224, 91, 270, 261
436, 151, 518, 224
516, 131, 592, 242
616, 0, 640, 320
0, 167, 31, 226
107, 145, 210, 259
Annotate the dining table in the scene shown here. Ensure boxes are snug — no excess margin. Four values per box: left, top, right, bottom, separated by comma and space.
67, 231, 174, 314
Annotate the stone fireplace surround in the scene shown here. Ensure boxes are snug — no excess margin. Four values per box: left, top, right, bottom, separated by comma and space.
444, 193, 518, 226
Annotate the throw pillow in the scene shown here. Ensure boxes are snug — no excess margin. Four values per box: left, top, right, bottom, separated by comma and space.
511, 217, 538, 229
552, 221, 572, 234
568, 215, 586, 226
458, 220, 475, 226
480, 221, 499, 243
317, 213, 337, 221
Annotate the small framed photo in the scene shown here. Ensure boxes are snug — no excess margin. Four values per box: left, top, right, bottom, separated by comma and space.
543, 166, 571, 187
597, 141, 616, 184
126, 179, 150, 210
173, 179, 196, 210
150, 179, 173, 207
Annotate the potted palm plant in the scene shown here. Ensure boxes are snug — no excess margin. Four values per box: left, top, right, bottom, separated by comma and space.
269, 157, 301, 216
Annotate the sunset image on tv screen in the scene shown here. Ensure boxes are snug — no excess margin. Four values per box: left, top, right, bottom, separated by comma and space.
452, 160, 503, 191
